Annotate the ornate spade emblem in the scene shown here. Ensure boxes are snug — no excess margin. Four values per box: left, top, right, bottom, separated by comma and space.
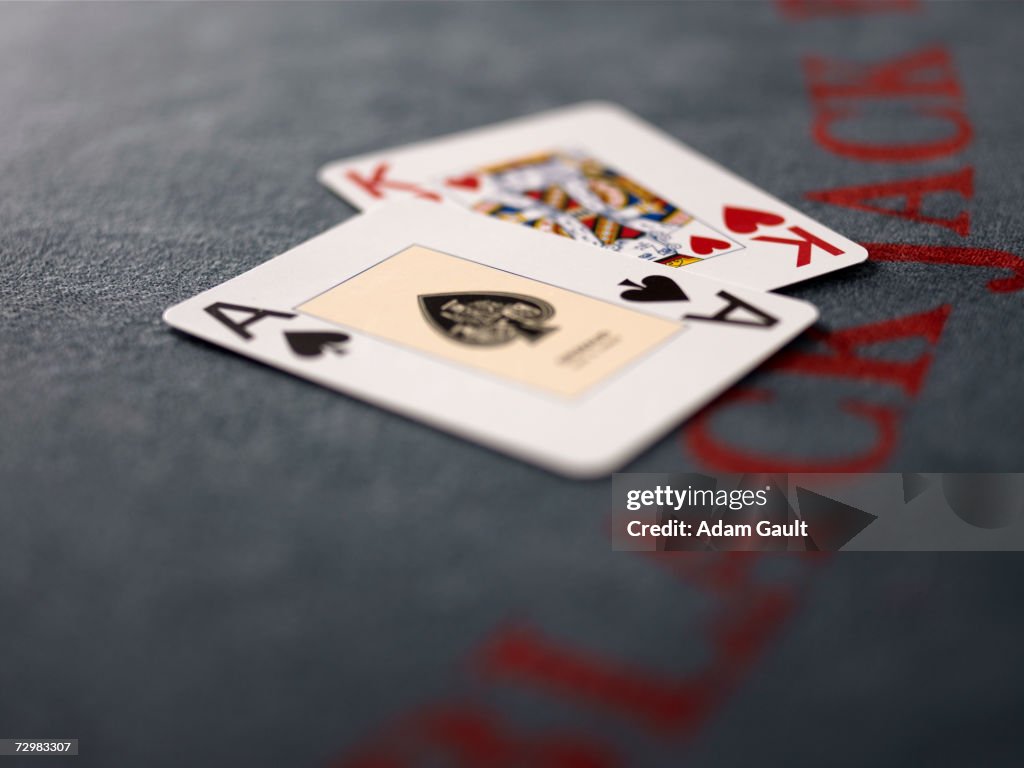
418, 291, 558, 347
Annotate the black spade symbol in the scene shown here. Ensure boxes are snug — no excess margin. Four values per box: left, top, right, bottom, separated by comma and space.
619, 275, 688, 302
418, 291, 557, 347
285, 331, 350, 358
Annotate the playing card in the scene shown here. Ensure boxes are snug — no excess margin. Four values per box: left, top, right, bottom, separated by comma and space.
163, 201, 818, 477
318, 102, 867, 291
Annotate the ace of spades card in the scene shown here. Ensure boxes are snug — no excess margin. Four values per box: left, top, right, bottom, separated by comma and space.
164, 201, 817, 477
318, 102, 867, 291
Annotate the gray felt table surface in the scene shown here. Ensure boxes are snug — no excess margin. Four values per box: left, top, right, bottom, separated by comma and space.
1, 2, 1023, 766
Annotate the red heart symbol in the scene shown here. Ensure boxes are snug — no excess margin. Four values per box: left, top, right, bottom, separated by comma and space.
690, 235, 731, 255
723, 206, 785, 234
446, 174, 480, 191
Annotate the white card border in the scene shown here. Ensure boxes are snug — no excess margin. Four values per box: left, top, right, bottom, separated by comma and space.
164, 201, 819, 477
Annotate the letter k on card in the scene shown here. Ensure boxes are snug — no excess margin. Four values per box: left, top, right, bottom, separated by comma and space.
341, 162, 442, 203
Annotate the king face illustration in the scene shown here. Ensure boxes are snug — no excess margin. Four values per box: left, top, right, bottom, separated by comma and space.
454, 150, 709, 266
418, 291, 558, 347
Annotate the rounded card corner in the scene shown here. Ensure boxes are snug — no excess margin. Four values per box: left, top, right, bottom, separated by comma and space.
315, 164, 335, 184
795, 299, 821, 328
549, 444, 637, 480
161, 305, 184, 328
